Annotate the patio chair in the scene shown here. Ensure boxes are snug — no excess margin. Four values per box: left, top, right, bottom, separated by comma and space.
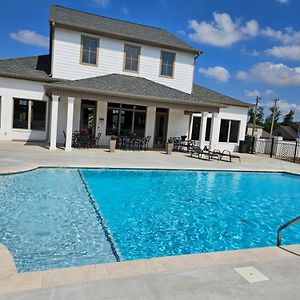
219, 150, 241, 163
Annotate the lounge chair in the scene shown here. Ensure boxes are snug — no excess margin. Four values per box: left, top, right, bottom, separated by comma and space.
190, 146, 219, 160
219, 150, 241, 163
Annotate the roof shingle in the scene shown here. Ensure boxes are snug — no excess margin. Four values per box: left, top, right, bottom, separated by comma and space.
0, 55, 51, 81
49, 5, 199, 54
46, 73, 250, 108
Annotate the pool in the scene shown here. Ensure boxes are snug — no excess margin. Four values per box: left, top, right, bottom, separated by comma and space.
0, 168, 299, 272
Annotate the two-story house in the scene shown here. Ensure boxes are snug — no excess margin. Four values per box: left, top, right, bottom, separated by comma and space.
0, 5, 250, 151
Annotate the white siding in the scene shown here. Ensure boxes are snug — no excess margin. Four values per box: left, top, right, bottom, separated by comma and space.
52, 27, 195, 93
167, 109, 190, 138
192, 106, 249, 152
0, 77, 48, 141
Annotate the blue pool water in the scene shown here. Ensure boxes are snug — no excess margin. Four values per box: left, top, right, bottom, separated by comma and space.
0, 168, 299, 272
82, 169, 300, 261
0, 169, 116, 272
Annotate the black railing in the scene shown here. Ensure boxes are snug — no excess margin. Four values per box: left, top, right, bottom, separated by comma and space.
277, 216, 300, 247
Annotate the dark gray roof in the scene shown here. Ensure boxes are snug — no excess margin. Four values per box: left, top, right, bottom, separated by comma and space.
50, 5, 199, 54
46, 73, 250, 108
0, 55, 51, 81
273, 126, 298, 140
192, 84, 250, 107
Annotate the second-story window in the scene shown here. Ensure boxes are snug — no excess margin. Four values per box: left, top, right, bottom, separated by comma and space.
160, 51, 175, 77
124, 44, 140, 72
81, 36, 99, 66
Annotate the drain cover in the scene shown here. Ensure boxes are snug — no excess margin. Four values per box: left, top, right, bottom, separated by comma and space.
234, 266, 269, 283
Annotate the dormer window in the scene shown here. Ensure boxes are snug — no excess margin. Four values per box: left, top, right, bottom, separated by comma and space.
160, 51, 175, 77
80, 35, 99, 66
124, 44, 140, 72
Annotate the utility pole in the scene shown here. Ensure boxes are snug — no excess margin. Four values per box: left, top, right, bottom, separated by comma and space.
270, 99, 279, 139
251, 96, 261, 153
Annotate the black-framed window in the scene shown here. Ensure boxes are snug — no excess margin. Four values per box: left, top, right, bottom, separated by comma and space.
191, 117, 211, 141
13, 99, 29, 129
205, 118, 211, 141
106, 102, 146, 136
160, 51, 175, 77
81, 36, 99, 65
31, 101, 47, 130
13, 98, 46, 130
219, 119, 240, 143
124, 44, 140, 72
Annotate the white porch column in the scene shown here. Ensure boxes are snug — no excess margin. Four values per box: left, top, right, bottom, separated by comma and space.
65, 97, 75, 151
49, 95, 59, 150
188, 115, 194, 140
199, 112, 208, 148
209, 113, 220, 151
145, 106, 156, 148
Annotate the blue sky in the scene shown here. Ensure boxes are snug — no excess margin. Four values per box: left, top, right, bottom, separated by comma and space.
1, 0, 300, 120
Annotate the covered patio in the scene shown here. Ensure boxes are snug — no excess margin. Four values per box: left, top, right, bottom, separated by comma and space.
44, 74, 224, 151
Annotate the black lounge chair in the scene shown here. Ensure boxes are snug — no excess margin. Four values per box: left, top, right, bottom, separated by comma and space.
219, 150, 241, 163
190, 146, 218, 160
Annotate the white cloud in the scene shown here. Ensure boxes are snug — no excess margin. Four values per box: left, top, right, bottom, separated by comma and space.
236, 70, 248, 80
187, 12, 300, 49
122, 6, 129, 14
199, 66, 230, 82
244, 89, 276, 98
277, 0, 289, 4
236, 62, 300, 87
265, 45, 300, 61
266, 99, 300, 115
90, 0, 110, 7
264, 89, 276, 97
177, 30, 186, 36
261, 27, 300, 45
188, 13, 259, 47
10, 30, 48, 48
244, 90, 261, 98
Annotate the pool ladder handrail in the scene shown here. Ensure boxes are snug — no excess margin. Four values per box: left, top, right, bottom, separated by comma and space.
277, 215, 300, 247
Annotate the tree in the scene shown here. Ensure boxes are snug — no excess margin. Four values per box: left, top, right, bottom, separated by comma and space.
282, 110, 294, 126
263, 106, 281, 133
248, 106, 264, 126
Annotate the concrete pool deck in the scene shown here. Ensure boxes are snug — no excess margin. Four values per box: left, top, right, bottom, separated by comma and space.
0, 141, 299, 299
0, 141, 300, 175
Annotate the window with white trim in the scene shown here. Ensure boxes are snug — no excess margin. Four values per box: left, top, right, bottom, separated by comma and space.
219, 119, 240, 143
13, 98, 46, 130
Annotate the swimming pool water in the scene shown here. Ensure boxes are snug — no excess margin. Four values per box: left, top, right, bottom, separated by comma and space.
0, 168, 299, 272
82, 169, 300, 261
0, 169, 116, 272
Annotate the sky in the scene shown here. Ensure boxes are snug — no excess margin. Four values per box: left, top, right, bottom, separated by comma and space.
0, 0, 300, 121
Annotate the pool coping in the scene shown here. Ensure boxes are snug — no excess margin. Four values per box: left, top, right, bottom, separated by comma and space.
0, 243, 299, 294
1, 164, 300, 176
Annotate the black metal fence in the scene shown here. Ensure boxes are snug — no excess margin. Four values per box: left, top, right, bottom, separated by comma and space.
254, 138, 300, 163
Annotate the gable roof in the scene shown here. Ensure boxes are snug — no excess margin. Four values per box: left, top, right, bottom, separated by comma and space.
0, 55, 53, 82
49, 5, 200, 54
45, 73, 250, 108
